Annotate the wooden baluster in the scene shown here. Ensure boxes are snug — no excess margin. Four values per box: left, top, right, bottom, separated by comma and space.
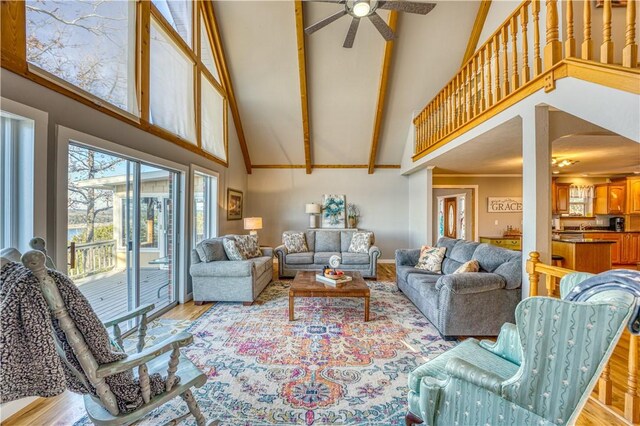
494, 35, 502, 102
625, 334, 640, 423
526, 251, 540, 297
166, 345, 180, 391
582, 0, 593, 60
466, 64, 473, 119
622, 0, 637, 68
474, 55, 481, 115
428, 104, 434, 146
599, 362, 613, 405
461, 66, 468, 123
521, 4, 531, 84
446, 83, 452, 134
436, 94, 441, 140
419, 111, 425, 151
480, 48, 486, 111
113, 324, 123, 350
511, 14, 520, 91
470, 59, 477, 117
545, 0, 562, 70
502, 25, 510, 98
565, 0, 576, 57
457, 73, 462, 127
486, 43, 493, 107
533, 0, 543, 75
600, 0, 613, 63
138, 363, 151, 404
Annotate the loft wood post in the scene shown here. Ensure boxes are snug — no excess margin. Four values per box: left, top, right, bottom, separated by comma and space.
599, 362, 613, 405
600, 0, 614, 63
480, 48, 486, 111
544, 0, 562, 70
511, 15, 520, 90
486, 43, 494, 106
565, 0, 576, 57
582, 0, 593, 60
456, 73, 463, 126
501, 25, 510, 97
474, 55, 481, 114
494, 35, 502, 101
462, 66, 468, 122
521, 6, 531, 83
526, 251, 540, 297
532, 0, 543, 75
447, 83, 452, 133
622, 0, 638, 68
471, 58, 478, 117
625, 333, 640, 423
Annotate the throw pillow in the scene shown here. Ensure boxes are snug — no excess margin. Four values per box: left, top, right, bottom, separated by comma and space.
415, 245, 446, 273
223, 237, 247, 261
348, 232, 372, 254
195, 238, 227, 262
235, 234, 262, 259
283, 232, 308, 254
453, 259, 480, 274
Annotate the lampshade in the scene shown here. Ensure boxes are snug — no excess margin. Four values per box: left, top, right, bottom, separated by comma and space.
305, 203, 321, 214
243, 217, 263, 230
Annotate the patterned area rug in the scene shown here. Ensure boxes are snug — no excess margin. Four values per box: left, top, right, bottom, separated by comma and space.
123, 280, 455, 426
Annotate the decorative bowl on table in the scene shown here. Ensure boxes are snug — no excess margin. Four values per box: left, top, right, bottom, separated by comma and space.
324, 270, 345, 280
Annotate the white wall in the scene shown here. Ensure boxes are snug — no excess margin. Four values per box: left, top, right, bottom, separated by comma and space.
407, 168, 429, 248
246, 169, 410, 260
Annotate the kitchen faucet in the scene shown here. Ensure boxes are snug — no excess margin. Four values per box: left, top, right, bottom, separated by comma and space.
579, 223, 587, 231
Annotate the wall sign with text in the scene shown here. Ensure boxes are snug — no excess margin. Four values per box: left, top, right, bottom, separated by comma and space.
487, 197, 523, 213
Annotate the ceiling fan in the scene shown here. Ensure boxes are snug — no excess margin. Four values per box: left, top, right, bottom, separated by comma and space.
304, 0, 436, 48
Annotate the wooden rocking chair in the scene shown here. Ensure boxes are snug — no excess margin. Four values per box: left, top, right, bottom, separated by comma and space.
19, 249, 208, 426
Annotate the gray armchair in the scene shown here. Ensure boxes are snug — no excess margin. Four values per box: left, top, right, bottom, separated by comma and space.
396, 237, 522, 339
190, 237, 273, 304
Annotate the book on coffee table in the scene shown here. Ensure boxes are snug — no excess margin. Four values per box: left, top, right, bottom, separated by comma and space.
315, 274, 353, 286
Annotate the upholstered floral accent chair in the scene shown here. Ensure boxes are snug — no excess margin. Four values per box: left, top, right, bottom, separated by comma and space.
406, 272, 636, 426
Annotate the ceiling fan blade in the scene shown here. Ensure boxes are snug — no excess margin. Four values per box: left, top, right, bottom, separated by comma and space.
378, 1, 436, 15
368, 12, 395, 41
304, 9, 348, 35
343, 17, 361, 48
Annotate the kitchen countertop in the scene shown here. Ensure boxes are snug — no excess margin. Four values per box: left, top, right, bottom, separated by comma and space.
552, 238, 616, 244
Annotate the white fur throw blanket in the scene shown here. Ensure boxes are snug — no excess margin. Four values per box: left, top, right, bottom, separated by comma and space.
0, 262, 166, 413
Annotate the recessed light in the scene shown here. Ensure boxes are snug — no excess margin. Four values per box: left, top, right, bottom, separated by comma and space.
553, 171, 560, 174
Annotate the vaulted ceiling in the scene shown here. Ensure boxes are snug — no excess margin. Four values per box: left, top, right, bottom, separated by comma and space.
214, 0, 481, 170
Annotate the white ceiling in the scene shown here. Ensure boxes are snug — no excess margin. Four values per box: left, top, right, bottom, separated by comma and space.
214, 0, 480, 166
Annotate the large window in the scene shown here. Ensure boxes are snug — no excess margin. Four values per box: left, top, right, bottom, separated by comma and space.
149, 18, 196, 143
152, 0, 193, 48
201, 77, 226, 161
25, 0, 136, 114
0, 112, 35, 252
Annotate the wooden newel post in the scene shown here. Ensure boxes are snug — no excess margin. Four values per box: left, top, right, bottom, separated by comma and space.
622, 0, 637, 68
544, 0, 562, 70
526, 251, 540, 297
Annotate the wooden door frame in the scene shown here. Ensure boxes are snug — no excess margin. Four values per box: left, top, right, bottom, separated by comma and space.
443, 197, 458, 238
433, 185, 479, 242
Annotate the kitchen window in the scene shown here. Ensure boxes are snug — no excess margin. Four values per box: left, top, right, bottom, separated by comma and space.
569, 185, 594, 217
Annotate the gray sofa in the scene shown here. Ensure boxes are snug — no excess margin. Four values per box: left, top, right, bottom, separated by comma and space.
395, 237, 522, 339
274, 230, 381, 279
190, 236, 273, 304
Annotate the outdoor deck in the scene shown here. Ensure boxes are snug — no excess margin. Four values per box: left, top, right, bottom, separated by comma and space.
76, 268, 173, 322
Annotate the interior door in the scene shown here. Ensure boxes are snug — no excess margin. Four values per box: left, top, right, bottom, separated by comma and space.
444, 197, 457, 238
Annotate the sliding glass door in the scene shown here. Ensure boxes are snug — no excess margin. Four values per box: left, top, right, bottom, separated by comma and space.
67, 143, 179, 326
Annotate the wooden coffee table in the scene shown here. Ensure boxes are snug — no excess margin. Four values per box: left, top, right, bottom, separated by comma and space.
289, 271, 370, 321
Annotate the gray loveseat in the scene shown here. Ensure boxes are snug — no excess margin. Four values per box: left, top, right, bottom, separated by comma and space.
190, 236, 273, 304
275, 230, 381, 279
396, 237, 522, 339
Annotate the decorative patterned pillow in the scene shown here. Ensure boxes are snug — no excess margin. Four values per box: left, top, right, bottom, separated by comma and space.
453, 259, 480, 274
283, 232, 308, 254
235, 234, 262, 259
348, 232, 372, 254
223, 237, 247, 261
415, 245, 446, 273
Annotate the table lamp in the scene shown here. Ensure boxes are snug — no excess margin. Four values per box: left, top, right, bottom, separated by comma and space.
305, 203, 321, 228
244, 217, 263, 235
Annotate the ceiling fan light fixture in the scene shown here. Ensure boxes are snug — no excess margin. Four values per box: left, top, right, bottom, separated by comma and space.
352, 0, 371, 17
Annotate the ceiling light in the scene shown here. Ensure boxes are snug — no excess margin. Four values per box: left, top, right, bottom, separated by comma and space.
353, 0, 371, 17
553, 171, 560, 174
551, 157, 578, 168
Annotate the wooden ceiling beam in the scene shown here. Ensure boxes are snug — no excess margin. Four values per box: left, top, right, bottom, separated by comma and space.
202, 0, 252, 174
367, 10, 398, 175
294, 0, 312, 174
461, 0, 492, 66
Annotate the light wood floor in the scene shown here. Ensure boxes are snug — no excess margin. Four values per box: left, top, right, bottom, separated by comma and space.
4, 263, 635, 425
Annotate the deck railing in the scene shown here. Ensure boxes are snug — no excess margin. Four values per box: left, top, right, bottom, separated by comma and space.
413, 0, 639, 158
527, 251, 640, 423
69, 239, 117, 279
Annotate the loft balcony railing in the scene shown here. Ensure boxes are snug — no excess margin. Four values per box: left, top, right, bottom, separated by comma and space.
413, 0, 639, 160
527, 252, 639, 424
69, 239, 117, 279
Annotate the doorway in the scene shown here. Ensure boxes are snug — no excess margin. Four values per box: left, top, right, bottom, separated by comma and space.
65, 142, 180, 327
444, 197, 458, 238
433, 185, 478, 244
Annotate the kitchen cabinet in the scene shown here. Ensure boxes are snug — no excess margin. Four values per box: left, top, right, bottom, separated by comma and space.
552, 181, 571, 214
626, 177, 640, 214
594, 184, 608, 215
591, 233, 623, 264
590, 232, 640, 265
608, 183, 626, 214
